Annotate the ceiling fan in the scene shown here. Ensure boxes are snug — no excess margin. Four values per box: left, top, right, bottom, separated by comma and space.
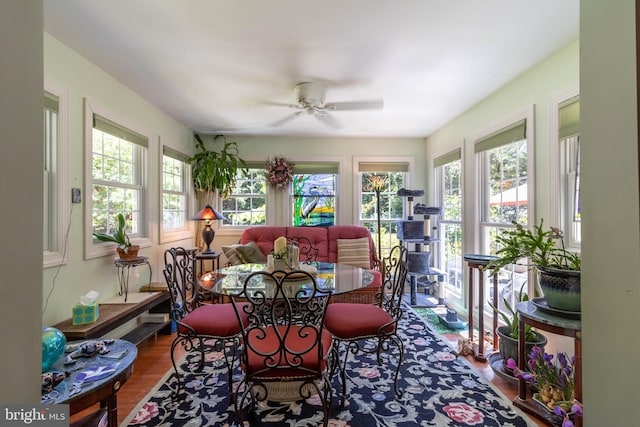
267, 81, 384, 128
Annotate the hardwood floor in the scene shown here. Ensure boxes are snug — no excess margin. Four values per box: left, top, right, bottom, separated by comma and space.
71, 330, 546, 427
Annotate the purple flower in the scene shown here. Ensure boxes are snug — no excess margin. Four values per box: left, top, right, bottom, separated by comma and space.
506, 358, 517, 370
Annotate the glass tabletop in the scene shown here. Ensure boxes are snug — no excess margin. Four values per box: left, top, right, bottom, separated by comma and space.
199, 262, 375, 296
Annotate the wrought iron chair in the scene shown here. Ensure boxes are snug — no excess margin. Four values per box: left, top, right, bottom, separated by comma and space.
163, 247, 246, 398
324, 244, 408, 405
287, 236, 319, 263
229, 269, 333, 427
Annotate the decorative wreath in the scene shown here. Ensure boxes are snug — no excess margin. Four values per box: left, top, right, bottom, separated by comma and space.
266, 157, 294, 189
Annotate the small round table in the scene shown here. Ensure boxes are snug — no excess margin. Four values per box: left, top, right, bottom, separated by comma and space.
463, 254, 499, 362
42, 339, 137, 427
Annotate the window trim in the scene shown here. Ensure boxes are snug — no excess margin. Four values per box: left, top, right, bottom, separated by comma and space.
84, 98, 152, 259
43, 81, 70, 268
433, 147, 464, 302
220, 163, 268, 229
215, 157, 272, 234
353, 156, 415, 225
159, 141, 194, 244
549, 85, 580, 248
471, 108, 535, 255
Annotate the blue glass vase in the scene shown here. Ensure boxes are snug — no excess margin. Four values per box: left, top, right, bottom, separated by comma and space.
42, 327, 66, 372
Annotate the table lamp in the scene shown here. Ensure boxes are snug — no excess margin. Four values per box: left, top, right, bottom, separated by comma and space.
192, 205, 226, 254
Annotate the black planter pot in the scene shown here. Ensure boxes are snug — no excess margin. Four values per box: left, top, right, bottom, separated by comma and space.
496, 325, 547, 369
537, 266, 581, 312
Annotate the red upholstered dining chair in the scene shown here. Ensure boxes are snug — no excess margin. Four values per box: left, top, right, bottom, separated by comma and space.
229, 269, 334, 427
163, 247, 246, 398
324, 244, 408, 405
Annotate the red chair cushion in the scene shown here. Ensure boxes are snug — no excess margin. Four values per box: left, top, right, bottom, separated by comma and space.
178, 303, 245, 337
324, 303, 395, 338
244, 325, 332, 378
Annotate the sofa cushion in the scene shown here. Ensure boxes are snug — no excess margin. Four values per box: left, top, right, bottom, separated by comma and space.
337, 237, 371, 269
235, 241, 267, 263
327, 225, 377, 268
239, 226, 288, 257
285, 227, 329, 262
222, 244, 247, 265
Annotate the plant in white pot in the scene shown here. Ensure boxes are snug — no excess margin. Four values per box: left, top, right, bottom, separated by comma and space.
92, 213, 139, 259
487, 219, 581, 312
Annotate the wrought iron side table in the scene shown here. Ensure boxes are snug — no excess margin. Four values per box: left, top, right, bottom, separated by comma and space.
114, 256, 151, 302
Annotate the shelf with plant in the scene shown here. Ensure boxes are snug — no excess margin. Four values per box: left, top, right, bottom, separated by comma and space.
487, 219, 581, 312
506, 346, 583, 427
92, 213, 138, 259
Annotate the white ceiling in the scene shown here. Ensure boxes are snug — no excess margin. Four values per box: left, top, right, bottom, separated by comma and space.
43, 0, 579, 138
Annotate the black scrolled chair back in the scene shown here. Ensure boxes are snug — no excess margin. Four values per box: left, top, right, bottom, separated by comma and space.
287, 236, 319, 263
378, 244, 409, 322
230, 269, 333, 426
163, 247, 203, 326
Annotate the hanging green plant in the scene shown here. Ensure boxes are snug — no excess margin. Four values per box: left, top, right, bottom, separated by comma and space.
189, 134, 248, 201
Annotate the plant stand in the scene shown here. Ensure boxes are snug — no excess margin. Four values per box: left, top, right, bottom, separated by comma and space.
514, 301, 582, 427
115, 256, 151, 302
463, 254, 499, 362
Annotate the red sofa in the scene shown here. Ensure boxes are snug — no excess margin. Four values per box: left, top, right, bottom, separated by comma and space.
239, 225, 379, 269
237, 225, 382, 303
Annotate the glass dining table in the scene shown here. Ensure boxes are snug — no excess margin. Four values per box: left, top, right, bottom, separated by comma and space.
198, 261, 376, 299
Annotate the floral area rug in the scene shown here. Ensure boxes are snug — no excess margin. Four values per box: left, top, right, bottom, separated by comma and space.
124, 305, 535, 426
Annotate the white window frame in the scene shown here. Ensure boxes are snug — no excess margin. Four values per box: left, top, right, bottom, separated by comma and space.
472, 109, 535, 328
43, 81, 69, 268
220, 165, 268, 228
159, 143, 193, 243
84, 99, 152, 259
549, 86, 581, 251
434, 148, 463, 303
353, 156, 414, 257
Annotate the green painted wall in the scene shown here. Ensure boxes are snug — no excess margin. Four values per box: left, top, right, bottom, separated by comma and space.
42, 33, 195, 326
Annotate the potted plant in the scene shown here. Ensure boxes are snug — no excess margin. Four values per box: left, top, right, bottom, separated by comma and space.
92, 213, 139, 259
506, 348, 583, 427
489, 282, 547, 369
487, 219, 581, 312
189, 134, 248, 204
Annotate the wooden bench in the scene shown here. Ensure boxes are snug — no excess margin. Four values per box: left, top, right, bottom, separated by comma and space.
53, 288, 172, 345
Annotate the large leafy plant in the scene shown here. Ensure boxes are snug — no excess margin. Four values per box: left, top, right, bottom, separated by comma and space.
488, 219, 581, 272
189, 134, 248, 202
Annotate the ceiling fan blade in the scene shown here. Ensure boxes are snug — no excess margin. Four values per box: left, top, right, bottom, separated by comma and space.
270, 112, 302, 127
324, 99, 384, 111
315, 113, 342, 129
261, 101, 302, 109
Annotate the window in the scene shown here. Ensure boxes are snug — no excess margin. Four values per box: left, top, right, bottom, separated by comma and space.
222, 166, 267, 226
43, 84, 69, 268
357, 161, 408, 258
434, 150, 463, 300
161, 146, 191, 242
558, 97, 581, 249
85, 100, 149, 258
476, 118, 531, 319
290, 163, 339, 227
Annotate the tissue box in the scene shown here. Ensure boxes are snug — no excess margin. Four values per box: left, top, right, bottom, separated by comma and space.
72, 303, 99, 325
